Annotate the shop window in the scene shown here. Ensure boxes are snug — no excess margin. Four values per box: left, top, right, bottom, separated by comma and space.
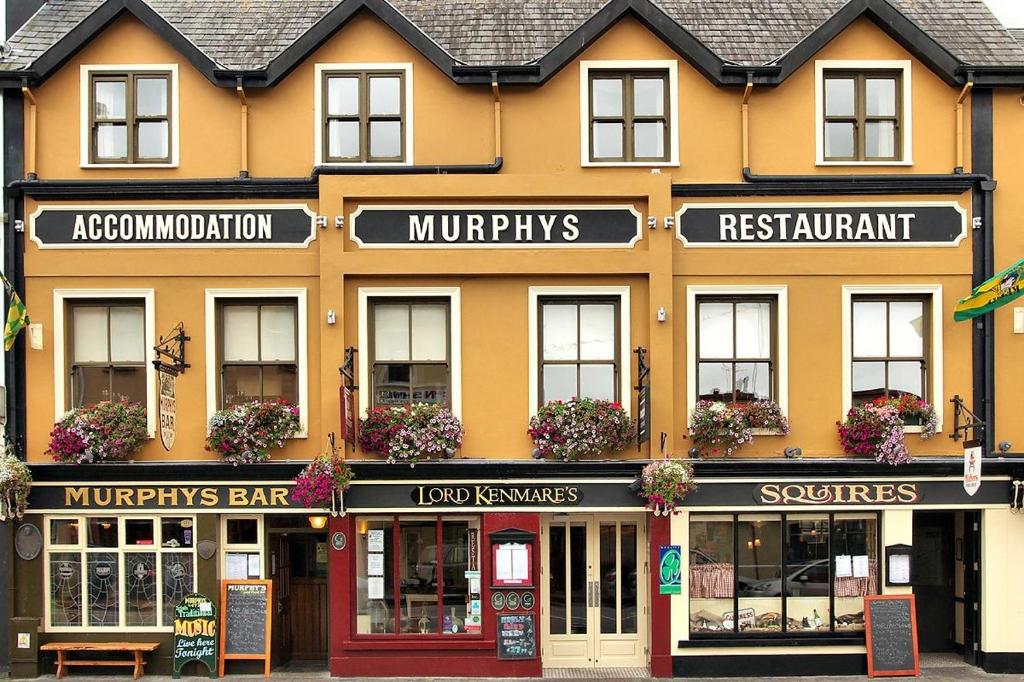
696, 297, 776, 403
45, 515, 195, 630
88, 71, 172, 164
851, 296, 928, 406
321, 69, 407, 163
369, 299, 450, 408
66, 301, 146, 409
355, 516, 480, 636
539, 298, 619, 404
218, 300, 298, 408
689, 513, 879, 635
822, 71, 902, 162
222, 516, 263, 579
587, 71, 669, 162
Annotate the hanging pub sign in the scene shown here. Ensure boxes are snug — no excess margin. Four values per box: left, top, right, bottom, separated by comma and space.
172, 593, 217, 679
963, 440, 982, 496
349, 205, 642, 248
676, 202, 966, 247
30, 205, 316, 249
159, 372, 177, 451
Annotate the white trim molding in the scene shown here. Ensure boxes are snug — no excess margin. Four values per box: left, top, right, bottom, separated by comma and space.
579, 60, 680, 168
52, 289, 157, 437
204, 288, 309, 437
814, 60, 913, 167
357, 286, 462, 418
527, 286, 632, 417
313, 63, 414, 167
841, 284, 944, 432
79, 64, 180, 169
685, 285, 790, 420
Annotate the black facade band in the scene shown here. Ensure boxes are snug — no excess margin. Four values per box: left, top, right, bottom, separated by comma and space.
672, 652, 867, 678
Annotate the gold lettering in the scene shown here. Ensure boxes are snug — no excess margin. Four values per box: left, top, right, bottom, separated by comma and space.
848, 484, 871, 503
875, 484, 896, 503
114, 488, 131, 507
200, 488, 218, 506
566, 487, 579, 503
249, 488, 269, 507
270, 488, 288, 507
759, 484, 781, 504
229, 488, 248, 506
897, 483, 918, 503
831, 484, 848, 503
65, 487, 89, 507
159, 488, 177, 507
181, 488, 198, 507
137, 488, 157, 506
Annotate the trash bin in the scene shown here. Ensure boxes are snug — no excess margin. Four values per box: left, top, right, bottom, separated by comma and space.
8, 617, 40, 679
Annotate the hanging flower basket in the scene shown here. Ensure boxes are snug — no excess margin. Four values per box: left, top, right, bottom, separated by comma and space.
206, 400, 301, 465
47, 400, 148, 464
293, 453, 354, 515
742, 400, 791, 434
638, 459, 697, 516
359, 403, 463, 466
528, 398, 633, 462
837, 400, 915, 466
688, 400, 753, 457
0, 452, 31, 521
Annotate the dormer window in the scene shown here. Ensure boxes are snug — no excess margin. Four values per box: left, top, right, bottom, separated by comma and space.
317, 66, 412, 164
89, 72, 171, 164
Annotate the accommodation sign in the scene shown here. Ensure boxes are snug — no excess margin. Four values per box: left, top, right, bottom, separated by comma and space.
30, 205, 316, 248
755, 482, 921, 505
676, 202, 966, 247
350, 205, 642, 248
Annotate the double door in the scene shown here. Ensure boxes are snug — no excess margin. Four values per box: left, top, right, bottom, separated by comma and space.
541, 514, 648, 669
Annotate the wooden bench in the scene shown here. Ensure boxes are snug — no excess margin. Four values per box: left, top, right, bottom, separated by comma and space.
40, 642, 160, 680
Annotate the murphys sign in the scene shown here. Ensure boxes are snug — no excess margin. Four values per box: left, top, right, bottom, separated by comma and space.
676, 202, 966, 247
349, 205, 643, 248
30, 204, 316, 249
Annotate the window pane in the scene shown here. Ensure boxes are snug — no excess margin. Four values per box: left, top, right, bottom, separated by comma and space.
579, 304, 615, 360
328, 120, 359, 159
125, 519, 154, 546
579, 364, 615, 402
373, 363, 410, 406
109, 306, 145, 362
357, 519, 394, 634
440, 521, 471, 634
543, 364, 578, 403
698, 362, 733, 402
824, 78, 854, 116
412, 364, 449, 405
889, 301, 924, 357
87, 518, 118, 548
698, 302, 733, 359
592, 78, 623, 116
865, 78, 896, 117
223, 365, 261, 406
260, 305, 296, 362
136, 77, 167, 116
734, 363, 770, 402
620, 524, 638, 634
633, 78, 664, 116
736, 302, 771, 359
94, 80, 126, 119
865, 121, 895, 159
137, 121, 169, 159
852, 361, 886, 404
88, 552, 119, 626
592, 122, 624, 159
125, 553, 157, 626
600, 524, 617, 634
227, 518, 258, 545
548, 523, 567, 635
737, 516, 782, 633
370, 76, 401, 115
162, 553, 195, 625
73, 307, 109, 363
570, 524, 588, 634
327, 76, 359, 116
95, 124, 128, 160
261, 364, 298, 404
71, 366, 111, 407
51, 519, 80, 546
369, 120, 402, 158
223, 306, 259, 361
834, 515, 878, 631
633, 121, 665, 159
374, 304, 410, 362
690, 517, 734, 634
852, 301, 887, 357
824, 121, 855, 159
50, 553, 83, 627
110, 367, 146, 404
785, 516, 830, 632
400, 520, 439, 633
161, 518, 193, 548
543, 304, 578, 360
888, 361, 923, 400
411, 304, 447, 362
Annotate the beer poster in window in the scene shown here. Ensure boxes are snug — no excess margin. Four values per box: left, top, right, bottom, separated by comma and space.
493, 542, 532, 587
218, 580, 272, 678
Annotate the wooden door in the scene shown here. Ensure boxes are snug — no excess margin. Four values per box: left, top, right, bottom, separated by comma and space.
271, 534, 293, 664
289, 535, 329, 660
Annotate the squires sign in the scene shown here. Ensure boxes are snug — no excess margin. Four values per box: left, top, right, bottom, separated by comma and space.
755, 482, 920, 505
413, 484, 582, 507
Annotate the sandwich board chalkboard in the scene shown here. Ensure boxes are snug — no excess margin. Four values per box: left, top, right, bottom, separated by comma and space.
218, 580, 272, 678
864, 594, 920, 677
497, 613, 536, 660
172, 593, 217, 679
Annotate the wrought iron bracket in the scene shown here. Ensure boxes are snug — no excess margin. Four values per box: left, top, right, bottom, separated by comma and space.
634, 346, 650, 449
152, 322, 190, 376
950, 394, 985, 443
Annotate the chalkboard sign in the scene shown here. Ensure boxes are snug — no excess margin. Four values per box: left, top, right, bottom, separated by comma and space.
173, 593, 217, 679
864, 595, 920, 677
218, 580, 272, 677
497, 613, 536, 660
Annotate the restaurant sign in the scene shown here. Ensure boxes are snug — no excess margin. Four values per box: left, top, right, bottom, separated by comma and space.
350, 205, 642, 248
29, 484, 307, 512
755, 482, 921, 505
676, 202, 966, 247
30, 205, 316, 249
413, 485, 582, 507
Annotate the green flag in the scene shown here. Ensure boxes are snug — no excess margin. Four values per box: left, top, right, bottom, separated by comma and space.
0, 272, 29, 351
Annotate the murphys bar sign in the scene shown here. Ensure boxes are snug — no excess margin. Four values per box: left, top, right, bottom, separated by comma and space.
29, 484, 309, 512
755, 482, 921, 505
676, 202, 966, 247
30, 204, 316, 248
350, 205, 642, 248
413, 484, 582, 507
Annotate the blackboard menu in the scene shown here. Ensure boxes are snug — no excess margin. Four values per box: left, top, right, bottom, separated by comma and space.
497, 613, 536, 660
865, 595, 919, 677
172, 593, 217, 678
224, 583, 269, 655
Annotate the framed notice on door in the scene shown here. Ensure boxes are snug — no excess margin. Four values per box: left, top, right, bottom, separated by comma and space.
493, 542, 532, 587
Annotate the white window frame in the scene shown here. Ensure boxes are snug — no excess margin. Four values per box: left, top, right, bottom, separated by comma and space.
357, 287, 462, 418
220, 515, 265, 580
580, 60, 680, 168
80, 64, 180, 169
43, 514, 197, 633
685, 285, 789, 430
53, 288, 157, 437
841, 284, 943, 433
528, 285, 632, 417
313, 63, 414, 167
204, 288, 309, 437
815, 59, 913, 167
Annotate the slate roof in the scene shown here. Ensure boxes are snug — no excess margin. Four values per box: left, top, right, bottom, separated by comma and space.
1, 0, 1023, 74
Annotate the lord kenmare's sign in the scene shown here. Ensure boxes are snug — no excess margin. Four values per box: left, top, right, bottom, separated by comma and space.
30, 204, 317, 248
676, 202, 967, 247
350, 205, 643, 248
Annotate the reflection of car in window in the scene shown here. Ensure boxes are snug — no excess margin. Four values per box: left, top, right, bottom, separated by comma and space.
742, 559, 830, 597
